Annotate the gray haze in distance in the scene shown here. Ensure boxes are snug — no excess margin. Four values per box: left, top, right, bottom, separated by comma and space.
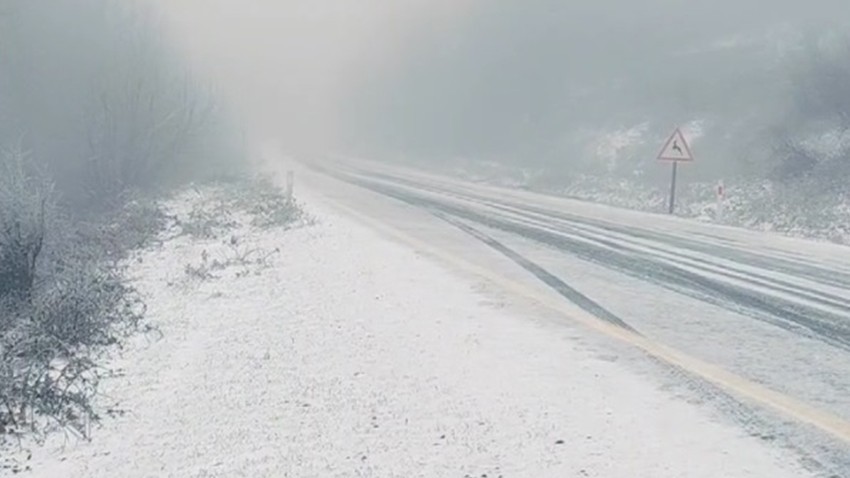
151, 1, 850, 183
149, 0, 475, 158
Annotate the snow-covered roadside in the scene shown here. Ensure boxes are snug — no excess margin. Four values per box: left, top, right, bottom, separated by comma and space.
434, 160, 850, 245
11, 185, 808, 477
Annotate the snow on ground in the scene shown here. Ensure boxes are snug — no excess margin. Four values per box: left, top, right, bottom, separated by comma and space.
438, 159, 850, 245
11, 184, 809, 477
348, 156, 850, 272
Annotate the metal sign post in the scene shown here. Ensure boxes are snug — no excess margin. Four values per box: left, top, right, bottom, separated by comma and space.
657, 128, 694, 215
668, 161, 678, 214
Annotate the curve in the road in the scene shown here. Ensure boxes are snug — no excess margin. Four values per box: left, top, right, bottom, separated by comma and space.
341, 173, 850, 352
310, 167, 850, 448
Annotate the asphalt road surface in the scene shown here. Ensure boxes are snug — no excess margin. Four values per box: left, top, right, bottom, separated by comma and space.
300, 157, 850, 475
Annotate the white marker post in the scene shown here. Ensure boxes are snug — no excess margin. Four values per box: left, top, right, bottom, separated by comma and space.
716, 180, 725, 223
657, 128, 695, 214
285, 170, 295, 202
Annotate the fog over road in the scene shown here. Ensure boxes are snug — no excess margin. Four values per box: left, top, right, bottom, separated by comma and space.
7, 0, 850, 476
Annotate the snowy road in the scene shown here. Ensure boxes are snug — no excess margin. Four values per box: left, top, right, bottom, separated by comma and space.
324, 161, 850, 349
300, 157, 850, 474
10, 162, 848, 477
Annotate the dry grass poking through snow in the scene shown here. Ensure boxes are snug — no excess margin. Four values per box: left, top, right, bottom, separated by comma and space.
176, 177, 309, 238
0, 174, 306, 474
172, 177, 312, 287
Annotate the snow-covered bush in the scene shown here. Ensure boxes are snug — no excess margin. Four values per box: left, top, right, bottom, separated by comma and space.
237, 178, 309, 230
0, 146, 163, 441
0, 0, 245, 449
179, 201, 239, 240
0, 262, 147, 438
0, 146, 50, 299
178, 177, 309, 235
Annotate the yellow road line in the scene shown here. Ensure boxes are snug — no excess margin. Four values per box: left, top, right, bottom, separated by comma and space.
319, 185, 850, 445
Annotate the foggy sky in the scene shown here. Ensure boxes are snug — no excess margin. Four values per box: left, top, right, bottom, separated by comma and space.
150, 0, 850, 171
149, 0, 476, 156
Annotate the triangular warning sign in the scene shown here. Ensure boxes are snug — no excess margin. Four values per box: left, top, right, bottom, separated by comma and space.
657, 128, 694, 162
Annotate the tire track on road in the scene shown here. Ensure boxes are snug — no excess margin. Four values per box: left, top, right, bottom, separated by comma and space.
433, 211, 637, 333
310, 165, 850, 450
478, 200, 850, 316
333, 171, 850, 352
355, 167, 850, 290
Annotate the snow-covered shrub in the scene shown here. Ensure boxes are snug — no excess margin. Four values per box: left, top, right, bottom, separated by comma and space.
0, 231, 151, 441
0, 0, 242, 449
66, 194, 170, 264
0, 147, 158, 439
193, 177, 310, 231
241, 179, 307, 230
0, 261, 146, 435
179, 201, 238, 240
0, 146, 51, 300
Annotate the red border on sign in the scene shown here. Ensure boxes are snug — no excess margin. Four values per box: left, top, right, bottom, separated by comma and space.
657, 127, 694, 162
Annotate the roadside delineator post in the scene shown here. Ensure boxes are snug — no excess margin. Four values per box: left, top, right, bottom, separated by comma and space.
286, 170, 294, 202
716, 180, 725, 223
